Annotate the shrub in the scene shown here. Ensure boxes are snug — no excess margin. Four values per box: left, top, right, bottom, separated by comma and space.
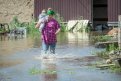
55, 13, 66, 32
91, 35, 112, 42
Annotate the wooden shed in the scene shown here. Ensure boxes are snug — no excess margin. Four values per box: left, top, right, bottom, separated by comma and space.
34, 0, 121, 29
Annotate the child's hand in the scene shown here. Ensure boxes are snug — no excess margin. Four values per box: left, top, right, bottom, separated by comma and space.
35, 22, 40, 28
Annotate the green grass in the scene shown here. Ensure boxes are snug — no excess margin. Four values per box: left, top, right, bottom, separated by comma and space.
95, 51, 109, 59
29, 67, 57, 75
91, 35, 112, 42
27, 19, 40, 38
109, 65, 121, 73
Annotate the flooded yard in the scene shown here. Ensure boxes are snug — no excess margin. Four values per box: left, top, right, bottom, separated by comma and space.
0, 32, 121, 81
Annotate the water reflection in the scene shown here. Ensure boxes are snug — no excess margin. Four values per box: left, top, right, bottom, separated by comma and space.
0, 35, 8, 41
0, 32, 121, 81
67, 32, 90, 47
57, 32, 91, 47
0, 59, 23, 68
41, 59, 57, 81
0, 37, 34, 56
0, 32, 91, 56
67, 32, 89, 41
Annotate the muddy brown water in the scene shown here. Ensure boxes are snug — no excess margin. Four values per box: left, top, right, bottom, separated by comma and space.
0, 32, 121, 81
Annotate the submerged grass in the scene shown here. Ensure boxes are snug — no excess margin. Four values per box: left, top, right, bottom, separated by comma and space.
109, 65, 121, 73
27, 19, 40, 38
95, 51, 109, 59
91, 35, 112, 42
93, 38, 121, 73
29, 67, 57, 75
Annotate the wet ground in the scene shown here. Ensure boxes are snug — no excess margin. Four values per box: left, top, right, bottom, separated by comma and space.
0, 32, 121, 81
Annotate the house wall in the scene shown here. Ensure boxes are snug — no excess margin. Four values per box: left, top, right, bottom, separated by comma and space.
34, 0, 92, 21
108, 0, 121, 22
1, 0, 121, 24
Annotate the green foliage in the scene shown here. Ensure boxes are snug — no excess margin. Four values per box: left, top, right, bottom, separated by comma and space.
9, 16, 40, 38
27, 19, 40, 38
95, 51, 109, 59
29, 67, 57, 75
77, 16, 91, 32
55, 13, 67, 32
94, 44, 121, 73
85, 26, 91, 32
0, 28, 5, 33
9, 16, 21, 30
94, 43, 119, 59
91, 35, 111, 42
106, 43, 118, 52
109, 65, 121, 73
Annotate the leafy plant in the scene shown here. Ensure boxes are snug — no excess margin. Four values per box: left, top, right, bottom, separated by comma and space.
95, 51, 109, 59
0, 28, 5, 33
77, 16, 90, 32
91, 35, 111, 42
109, 65, 121, 73
55, 13, 67, 32
29, 67, 57, 75
27, 19, 40, 38
9, 16, 21, 30
106, 43, 119, 51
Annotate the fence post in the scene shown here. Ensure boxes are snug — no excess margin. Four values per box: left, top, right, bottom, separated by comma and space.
118, 15, 121, 51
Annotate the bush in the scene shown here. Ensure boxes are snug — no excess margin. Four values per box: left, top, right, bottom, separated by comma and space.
27, 19, 40, 38
91, 35, 112, 42
55, 13, 66, 32
109, 65, 121, 73
9, 16, 21, 30
106, 43, 119, 52
95, 51, 109, 59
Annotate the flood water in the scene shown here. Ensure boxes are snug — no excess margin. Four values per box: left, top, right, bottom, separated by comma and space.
0, 32, 121, 81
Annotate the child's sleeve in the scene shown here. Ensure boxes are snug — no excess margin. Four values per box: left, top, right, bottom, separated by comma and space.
38, 18, 45, 23
38, 19, 41, 23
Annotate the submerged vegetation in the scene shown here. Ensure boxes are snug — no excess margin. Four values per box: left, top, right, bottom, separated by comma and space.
9, 16, 40, 38
95, 43, 119, 58
94, 43, 121, 72
95, 51, 109, 59
9, 16, 28, 30
109, 65, 121, 73
91, 35, 112, 42
55, 13, 67, 32
90, 34, 121, 73
29, 67, 57, 75
8, 14, 67, 38
7, 13, 91, 38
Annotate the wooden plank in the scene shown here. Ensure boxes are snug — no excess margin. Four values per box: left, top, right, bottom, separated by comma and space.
73, 20, 89, 32
97, 41, 118, 44
96, 64, 115, 68
67, 20, 78, 31
95, 41, 118, 48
